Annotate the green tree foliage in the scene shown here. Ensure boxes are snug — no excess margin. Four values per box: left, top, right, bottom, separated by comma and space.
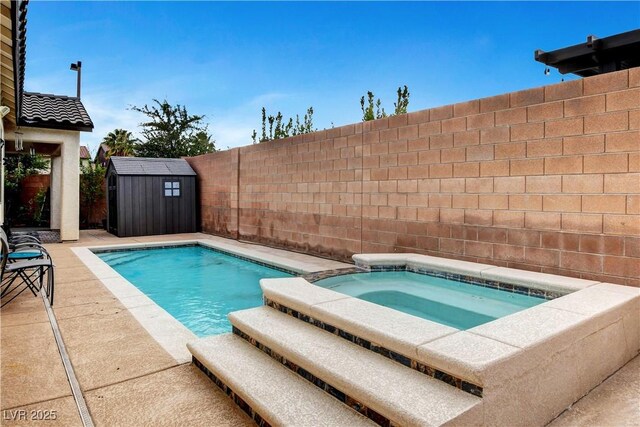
361, 85, 410, 121
131, 99, 216, 158
360, 91, 387, 121
102, 129, 138, 159
79, 163, 106, 227
3, 154, 49, 226
394, 85, 410, 115
31, 188, 48, 227
252, 107, 315, 143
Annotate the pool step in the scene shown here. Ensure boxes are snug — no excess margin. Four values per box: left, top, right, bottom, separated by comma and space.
260, 278, 485, 393
228, 306, 483, 427
187, 333, 375, 427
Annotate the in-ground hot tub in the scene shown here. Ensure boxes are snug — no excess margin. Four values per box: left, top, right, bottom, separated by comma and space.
315, 271, 544, 329
276, 253, 638, 425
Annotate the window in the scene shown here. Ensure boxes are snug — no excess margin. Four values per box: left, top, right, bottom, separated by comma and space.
164, 180, 181, 197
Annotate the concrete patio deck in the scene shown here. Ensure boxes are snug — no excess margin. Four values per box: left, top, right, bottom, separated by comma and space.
1, 230, 638, 426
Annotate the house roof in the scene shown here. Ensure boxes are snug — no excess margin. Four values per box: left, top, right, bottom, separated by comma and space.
107, 157, 196, 176
20, 92, 94, 131
0, 0, 24, 125
535, 30, 640, 77
80, 145, 90, 159
6, 0, 94, 132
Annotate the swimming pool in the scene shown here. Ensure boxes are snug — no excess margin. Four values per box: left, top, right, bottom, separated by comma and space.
314, 271, 543, 329
97, 245, 293, 336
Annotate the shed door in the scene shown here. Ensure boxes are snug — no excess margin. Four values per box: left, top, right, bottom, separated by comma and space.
108, 173, 118, 234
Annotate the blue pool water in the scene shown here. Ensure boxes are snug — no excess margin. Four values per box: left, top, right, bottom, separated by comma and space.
315, 271, 543, 329
97, 245, 293, 336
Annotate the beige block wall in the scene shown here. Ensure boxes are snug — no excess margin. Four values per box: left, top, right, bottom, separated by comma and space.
187, 148, 239, 239
187, 68, 640, 286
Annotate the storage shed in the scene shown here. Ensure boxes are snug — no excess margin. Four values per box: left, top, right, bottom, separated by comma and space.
105, 157, 197, 237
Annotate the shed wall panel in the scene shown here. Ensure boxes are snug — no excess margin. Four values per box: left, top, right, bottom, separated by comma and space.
110, 174, 196, 237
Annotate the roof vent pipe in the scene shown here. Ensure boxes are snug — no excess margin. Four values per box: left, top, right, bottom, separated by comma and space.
70, 61, 82, 99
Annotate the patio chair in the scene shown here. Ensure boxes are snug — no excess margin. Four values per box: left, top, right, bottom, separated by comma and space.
2, 223, 42, 245
7, 241, 49, 262
1, 230, 55, 307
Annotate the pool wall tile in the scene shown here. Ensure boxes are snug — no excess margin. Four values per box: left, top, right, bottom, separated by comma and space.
231, 325, 403, 426
193, 357, 272, 427
94, 241, 300, 276
264, 298, 484, 397
309, 296, 457, 359
352, 253, 608, 299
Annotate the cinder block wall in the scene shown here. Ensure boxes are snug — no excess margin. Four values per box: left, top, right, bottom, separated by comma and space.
187, 68, 640, 286
187, 148, 239, 238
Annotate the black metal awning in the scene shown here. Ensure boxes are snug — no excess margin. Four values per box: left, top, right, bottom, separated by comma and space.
535, 29, 640, 77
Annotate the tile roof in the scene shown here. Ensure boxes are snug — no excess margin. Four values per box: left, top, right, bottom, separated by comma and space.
20, 92, 94, 131
108, 157, 196, 176
12, 1, 28, 118
10, 1, 94, 132
80, 145, 91, 159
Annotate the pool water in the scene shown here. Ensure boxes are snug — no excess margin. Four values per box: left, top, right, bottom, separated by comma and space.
97, 245, 293, 336
315, 271, 543, 329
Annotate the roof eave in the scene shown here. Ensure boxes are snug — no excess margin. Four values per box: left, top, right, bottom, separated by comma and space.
18, 119, 94, 133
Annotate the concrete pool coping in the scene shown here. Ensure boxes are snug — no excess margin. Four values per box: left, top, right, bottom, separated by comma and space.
71, 236, 351, 363
3, 230, 635, 426
73, 240, 638, 425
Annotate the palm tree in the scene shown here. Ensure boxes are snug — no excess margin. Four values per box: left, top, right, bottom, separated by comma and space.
102, 129, 138, 159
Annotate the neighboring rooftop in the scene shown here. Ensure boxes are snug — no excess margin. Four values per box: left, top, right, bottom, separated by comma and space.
107, 156, 197, 176
535, 29, 640, 77
80, 145, 91, 159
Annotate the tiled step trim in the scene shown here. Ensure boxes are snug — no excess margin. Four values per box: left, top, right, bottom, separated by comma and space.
264, 298, 484, 398
355, 263, 562, 300
301, 267, 363, 283
231, 326, 398, 427
193, 356, 272, 427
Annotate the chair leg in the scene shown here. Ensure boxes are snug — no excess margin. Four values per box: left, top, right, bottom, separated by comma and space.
0, 264, 52, 308
17, 269, 40, 296
0, 275, 32, 308
48, 266, 55, 306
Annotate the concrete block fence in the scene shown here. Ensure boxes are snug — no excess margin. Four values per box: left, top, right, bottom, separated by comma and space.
187, 68, 640, 286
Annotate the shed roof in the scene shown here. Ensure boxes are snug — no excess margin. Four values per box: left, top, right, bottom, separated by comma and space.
108, 157, 196, 176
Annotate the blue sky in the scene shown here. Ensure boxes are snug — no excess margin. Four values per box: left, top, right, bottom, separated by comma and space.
25, 1, 639, 153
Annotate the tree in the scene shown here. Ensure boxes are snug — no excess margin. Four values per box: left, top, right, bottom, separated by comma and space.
394, 85, 410, 115
3, 154, 49, 227
252, 107, 316, 143
102, 129, 138, 159
360, 85, 410, 121
131, 99, 216, 158
79, 163, 106, 227
360, 91, 386, 121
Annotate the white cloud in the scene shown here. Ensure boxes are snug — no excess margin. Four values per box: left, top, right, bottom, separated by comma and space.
212, 120, 255, 150
76, 86, 147, 156
209, 92, 297, 149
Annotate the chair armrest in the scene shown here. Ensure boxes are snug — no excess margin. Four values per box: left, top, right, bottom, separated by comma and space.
10, 235, 41, 243
11, 243, 50, 259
